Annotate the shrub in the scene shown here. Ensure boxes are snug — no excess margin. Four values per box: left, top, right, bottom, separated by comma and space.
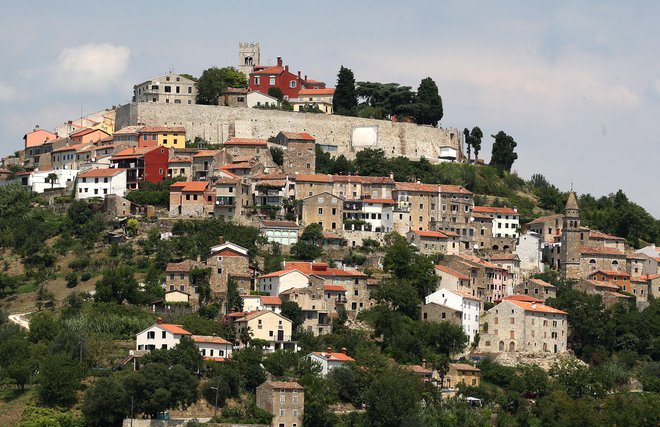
68, 257, 90, 271
80, 272, 92, 282
65, 272, 78, 288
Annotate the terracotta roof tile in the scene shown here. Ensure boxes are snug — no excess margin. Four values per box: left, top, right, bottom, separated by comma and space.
298, 88, 335, 96
528, 278, 555, 288
394, 182, 439, 192
159, 324, 192, 335
434, 265, 470, 281
580, 246, 625, 256
170, 181, 208, 192
323, 284, 347, 292
191, 335, 232, 345
264, 381, 304, 390
589, 230, 625, 241
508, 300, 567, 315
224, 138, 268, 146
439, 185, 473, 195
413, 230, 450, 239
449, 363, 480, 371
311, 351, 355, 362
261, 296, 282, 305
193, 150, 221, 157
526, 214, 563, 225
588, 270, 630, 278
473, 206, 518, 215
79, 168, 126, 178
261, 220, 299, 228
139, 126, 186, 133
280, 132, 315, 141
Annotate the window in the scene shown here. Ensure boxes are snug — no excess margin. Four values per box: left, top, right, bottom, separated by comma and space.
254, 76, 260, 85
147, 331, 155, 339
162, 331, 167, 339
318, 208, 323, 215
290, 80, 297, 88
269, 76, 276, 86
164, 86, 171, 93
188, 87, 192, 94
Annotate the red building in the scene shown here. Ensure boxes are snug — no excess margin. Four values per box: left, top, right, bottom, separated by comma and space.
110, 146, 170, 189
249, 56, 325, 100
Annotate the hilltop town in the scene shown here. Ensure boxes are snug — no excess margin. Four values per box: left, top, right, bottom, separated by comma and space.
0, 43, 658, 427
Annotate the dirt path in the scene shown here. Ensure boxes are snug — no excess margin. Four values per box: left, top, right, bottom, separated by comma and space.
8, 313, 30, 330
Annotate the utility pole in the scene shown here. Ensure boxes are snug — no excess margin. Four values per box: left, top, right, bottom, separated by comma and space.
211, 386, 219, 419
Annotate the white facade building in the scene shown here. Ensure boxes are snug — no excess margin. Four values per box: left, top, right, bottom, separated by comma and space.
362, 199, 396, 232
136, 322, 191, 351
191, 335, 233, 361
76, 168, 127, 199
515, 231, 544, 277
17, 169, 79, 193
425, 288, 481, 344
133, 72, 197, 105
247, 91, 280, 108
259, 269, 309, 296
473, 206, 520, 238
260, 221, 299, 246
242, 295, 282, 313
307, 349, 355, 376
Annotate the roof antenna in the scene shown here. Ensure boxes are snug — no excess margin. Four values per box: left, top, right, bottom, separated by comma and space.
570, 180, 573, 192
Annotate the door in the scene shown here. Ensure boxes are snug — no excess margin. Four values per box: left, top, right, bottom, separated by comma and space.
277, 330, 284, 341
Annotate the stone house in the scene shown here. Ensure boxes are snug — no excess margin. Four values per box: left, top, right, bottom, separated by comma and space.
233, 311, 295, 352
407, 230, 459, 255
212, 175, 251, 220
220, 87, 247, 107
629, 277, 649, 305
164, 259, 205, 306
421, 302, 462, 326
525, 214, 563, 243
479, 298, 568, 354
642, 274, 660, 298
301, 191, 343, 232
208, 241, 251, 297
588, 230, 626, 252
587, 270, 631, 292
434, 265, 472, 293
442, 254, 510, 302
51, 142, 90, 170
256, 381, 304, 427
260, 220, 299, 246
294, 174, 395, 201
279, 284, 333, 336
224, 137, 269, 162
169, 181, 214, 217
393, 181, 439, 232
435, 185, 475, 251
132, 72, 197, 105
514, 278, 556, 301
275, 131, 316, 175
307, 348, 355, 376
514, 231, 544, 277
253, 174, 296, 217
627, 253, 650, 276
574, 279, 631, 306
580, 247, 628, 277
167, 155, 192, 179
192, 149, 223, 180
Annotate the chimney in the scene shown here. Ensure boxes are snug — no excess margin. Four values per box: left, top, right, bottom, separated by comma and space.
304, 75, 308, 81
531, 302, 537, 309
156, 317, 163, 324
389, 172, 394, 180
297, 71, 301, 79
219, 235, 225, 244
277, 57, 282, 67
326, 346, 332, 354
285, 65, 289, 72
421, 358, 426, 369
196, 254, 201, 262
341, 347, 347, 355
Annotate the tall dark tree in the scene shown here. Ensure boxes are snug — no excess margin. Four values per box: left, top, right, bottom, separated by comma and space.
196, 67, 247, 105
227, 278, 244, 313
490, 130, 518, 171
83, 376, 129, 427
267, 87, 284, 102
333, 66, 358, 116
95, 265, 139, 304
470, 126, 483, 163
413, 77, 443, 126
281, 301, 305, 334
463, 128, 472, 163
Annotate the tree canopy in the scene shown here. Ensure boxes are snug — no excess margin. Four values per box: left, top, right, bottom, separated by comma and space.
490, 130, 518, 171
333, 66, 358, 116
196, 67, 247, 105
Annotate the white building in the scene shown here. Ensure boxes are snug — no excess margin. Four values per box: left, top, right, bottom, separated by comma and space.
247, 91, 280, 108
136, 322, 192, 351
191, 335, 233, 361
259, 269, 309, 296
425, 288, 481, 344
515, 231, 544, 277
473, 206, 520, 238
76, 168, 127, 199
362, 198, 396, 232
438, 146, 458, 162
243, 295, 282, 313
133, 72, 197, 105
260, 220, 299, 246
15, 169, 79, 193
307, 348, 355, 376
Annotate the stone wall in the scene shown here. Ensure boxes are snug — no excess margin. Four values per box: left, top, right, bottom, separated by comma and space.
116, 103, 462, 161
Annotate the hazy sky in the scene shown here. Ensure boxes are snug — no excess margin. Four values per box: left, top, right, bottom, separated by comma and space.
1, 0, 658, 216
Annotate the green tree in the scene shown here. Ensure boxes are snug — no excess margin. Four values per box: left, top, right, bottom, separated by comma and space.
46, 172, 58, 189
267, 87, 284, 101
356, 82, 415, 118
95, 265, 140, 304
29, 311, 60, 343
291, 223, 325, 260
383, 233, 436, 299
366, 367, 422, 427
37, 354, 83, 407
263, 243, 284, 273
412, 77, 443, 126
65, 271, 78, 288
141, 337, 203, 373
83, 376, 129, 427
463, 128, 472, 163
470, 126, 483, 162
227, 278, 244, 313
333, 66, 358, 116
354, 148, 389, 176
281, 301, 305, 334
490, 130, 518, 171
196, 67, 247, 105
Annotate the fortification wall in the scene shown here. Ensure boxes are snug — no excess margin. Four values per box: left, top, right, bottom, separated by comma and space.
116, 103, 463, 162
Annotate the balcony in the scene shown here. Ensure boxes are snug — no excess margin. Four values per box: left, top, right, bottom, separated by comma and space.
216, 197, 236, 207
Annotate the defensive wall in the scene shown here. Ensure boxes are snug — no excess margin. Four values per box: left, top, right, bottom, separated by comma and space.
115, 103, 463, 161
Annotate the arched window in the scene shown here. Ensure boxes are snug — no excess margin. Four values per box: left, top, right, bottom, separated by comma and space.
499, 341, 505, 351
509, 342, 515, 352
492, 245, 499, 251
611, 260, 619, 271
503, 245, 510, 251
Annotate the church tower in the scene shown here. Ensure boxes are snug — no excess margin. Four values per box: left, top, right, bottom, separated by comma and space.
238, 42, 260, 78
560, 192, 581, 279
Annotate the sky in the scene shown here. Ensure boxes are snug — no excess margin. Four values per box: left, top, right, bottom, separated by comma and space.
0, 0, 658, 216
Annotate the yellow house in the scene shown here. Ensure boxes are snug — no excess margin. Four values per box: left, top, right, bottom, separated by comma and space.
444, 363, 480, 389
291, 88, 335, 114
233, 311, 295, 352
138, 126, 187, 149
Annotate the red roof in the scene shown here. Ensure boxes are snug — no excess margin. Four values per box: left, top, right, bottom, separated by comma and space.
498, 294, 544, 303
413, 230, 450, 239
283, 261, 367, 278
70, 128, 110, 139
588, 270, 631, 278
323, 284, 347, 292
224, 138, 268, 146
473, 206, 518, 215
139, 126, 186, 133
193, 149, 221, 158
584, 279, 620, 290
261, 220, 299, 228
251, 66, 284, 75
395, 182, 439, 193
261, 296, 282, 305
589, 230, 625, 241
295, 174, 333, 183
259, 269, 306, 279
298, 88, 335, 96
434, 265, 469, 281
170, 181, 208, 192
280, 132, 315, 141
528, 278, 555, 288
159, 324, 192, 335
311, 351, 355, 362
191, 335, 231, 345
79, 168, 126, 178
112, 146, 161, 158
439, 185, 472, 195
52, 142, 90, 153
507, 300, 567, 315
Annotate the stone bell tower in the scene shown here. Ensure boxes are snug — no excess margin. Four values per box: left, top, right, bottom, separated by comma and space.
560, 192, 581, 279
238, 42, 260, 78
